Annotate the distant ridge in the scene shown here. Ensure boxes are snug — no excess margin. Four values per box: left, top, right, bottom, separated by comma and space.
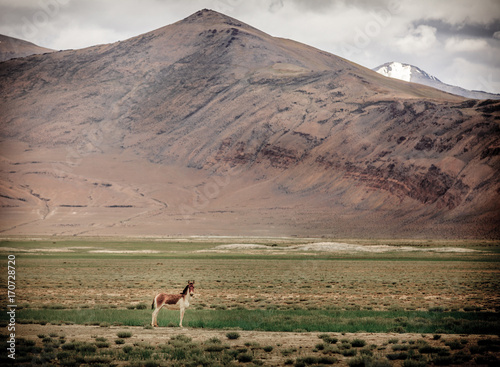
373, 61, 500, 100
0, 34, 54, 62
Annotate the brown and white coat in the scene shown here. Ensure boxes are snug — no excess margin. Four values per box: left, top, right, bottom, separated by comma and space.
151, 281, 195, 328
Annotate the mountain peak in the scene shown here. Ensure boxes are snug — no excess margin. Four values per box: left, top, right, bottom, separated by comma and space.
181, 8, 246, 28
374, 62, 441, 83
373, 61, 500, 100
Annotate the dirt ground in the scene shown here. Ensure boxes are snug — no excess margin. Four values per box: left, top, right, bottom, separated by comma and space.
15, 323, 499, 366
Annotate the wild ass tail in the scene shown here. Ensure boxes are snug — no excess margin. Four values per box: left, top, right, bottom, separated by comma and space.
151, 297, 155, 310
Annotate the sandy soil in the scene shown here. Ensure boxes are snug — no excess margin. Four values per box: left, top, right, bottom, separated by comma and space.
200, 242, 481, 253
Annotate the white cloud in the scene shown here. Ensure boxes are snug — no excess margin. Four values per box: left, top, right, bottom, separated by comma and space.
445, 57, 500, 94
396, 24, 438, 54
445, 37, 488, 52
50, 25, 125, 50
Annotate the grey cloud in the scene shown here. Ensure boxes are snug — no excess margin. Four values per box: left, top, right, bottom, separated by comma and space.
415, 18, 500, 39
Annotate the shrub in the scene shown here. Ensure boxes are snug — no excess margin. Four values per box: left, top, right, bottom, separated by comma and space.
342, 348, 357, 356
419, 345, 447, 354
318, 334, 338, 344
84, 355, 112, 364
389, 326, 406, 333
360, 348, 373, 356
352, 339, 367, 348
237, 353, 253, 363
205, 344, 226, 352
392, 344, 410, 351
474, 354, 499, 365
348, 355, 391, 367
340, 342, 352, 350
428, 306, 445, 312
122, 345, 133, 354
170, 334, 192, 343
281, 347, 297, 356
226, 332, 240, 340
115, 339, 125, 345
386, 352, 408, 360
263, 345, 274, 352
61, 342, 79, 351
445, 339, 464, 350
56, 351, 72, 360
318, 356, 338, 364
95, 341, 110, 348
23, 339, 36, 347
117, 331, 132, 338
477, 338, 500, 352
315, 342, 326, 350
403, 360, 427, 367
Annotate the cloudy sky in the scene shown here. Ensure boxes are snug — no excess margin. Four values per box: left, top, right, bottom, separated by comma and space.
1, 0, 499, 93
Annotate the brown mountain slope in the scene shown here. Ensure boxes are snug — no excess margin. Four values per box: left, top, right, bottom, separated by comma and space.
0, 9, 499, 238
0, 34, 54, 62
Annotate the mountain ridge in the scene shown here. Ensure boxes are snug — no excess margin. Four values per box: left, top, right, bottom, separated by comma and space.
0, 9, 499, 238
0, 34, 54, 62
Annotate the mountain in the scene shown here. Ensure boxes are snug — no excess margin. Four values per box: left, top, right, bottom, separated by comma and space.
0, 9, 499, 239
0, 34, 54, 62
374, 62, 500, 100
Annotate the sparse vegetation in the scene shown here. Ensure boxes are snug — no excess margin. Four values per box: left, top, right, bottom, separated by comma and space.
9, 329, 496, 367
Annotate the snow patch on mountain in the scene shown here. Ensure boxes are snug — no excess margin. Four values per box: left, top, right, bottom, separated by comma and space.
374, 62, 440, 83
376, 62, 412, 82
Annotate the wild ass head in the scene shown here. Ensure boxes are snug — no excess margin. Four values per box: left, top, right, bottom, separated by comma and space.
181, 280, 195, 296
187, 280, 195, 296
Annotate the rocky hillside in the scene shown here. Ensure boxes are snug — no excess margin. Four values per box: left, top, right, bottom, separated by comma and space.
0, 9, 499, 238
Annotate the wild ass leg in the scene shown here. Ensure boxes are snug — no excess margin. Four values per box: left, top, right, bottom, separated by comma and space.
179, 306, 185, 328
152, 303, 163, 327
151, 306, 157, 327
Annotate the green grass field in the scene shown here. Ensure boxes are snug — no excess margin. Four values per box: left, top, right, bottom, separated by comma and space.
10, 308, 499, 335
